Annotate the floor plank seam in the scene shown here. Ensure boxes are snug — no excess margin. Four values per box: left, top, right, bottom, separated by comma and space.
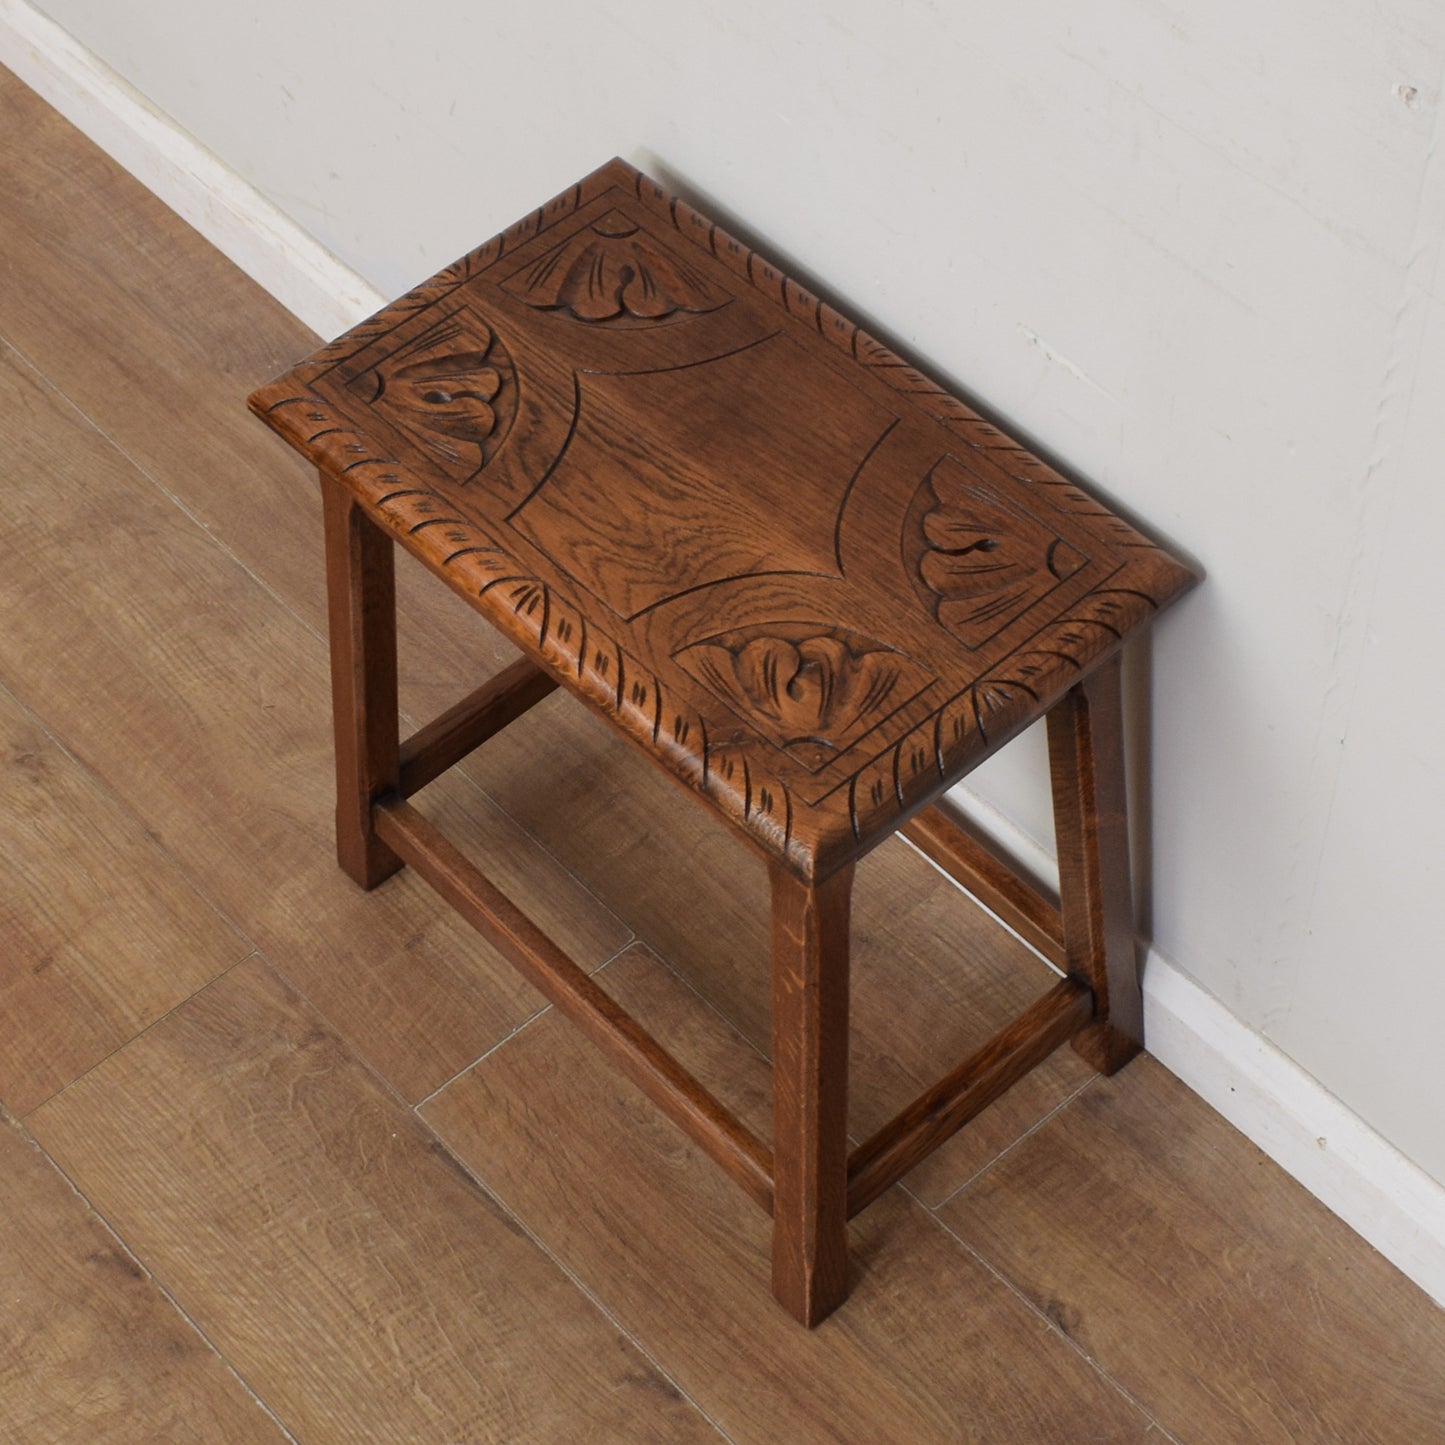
925, 1073, 1101, 1213
0, 671, 263, 987
16, 950, 260, 1121
15, 1114, 303, 1443
0, 332, 332, 661
899, 831, 1067, 978
412, 1118, 739, 1444
924, 1203, 1183, 1443
642, 940, 775, 1070
439, 741, 640, 950
410, 936, 645, 1109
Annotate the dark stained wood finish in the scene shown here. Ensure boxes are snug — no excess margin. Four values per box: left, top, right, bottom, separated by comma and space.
251, 157, 1197, 1323
19, 71, 1439, 1434
322, 474, 403, 889
422, 945, 1159, 1440
373, 796, 774, 1211
250, 156, 1198, 886
847, 976, 1091, 1217
0, 338, 630, 1106
1047, 653, 1143, 1074
903, 803, 1067, 967
399, 656, 557, 796
447, 695, 1097, 1208
768, 861, 853, 1325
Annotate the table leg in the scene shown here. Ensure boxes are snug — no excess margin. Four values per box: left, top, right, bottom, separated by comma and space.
321, 474, 402, 890
1047, 651, 1142, 1075
769, 860, 852, 1326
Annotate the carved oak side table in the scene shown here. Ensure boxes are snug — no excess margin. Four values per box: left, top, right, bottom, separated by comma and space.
249, 158, 1197, 1327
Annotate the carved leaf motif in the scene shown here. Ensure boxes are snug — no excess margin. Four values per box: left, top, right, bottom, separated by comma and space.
906, 455, 1088, 649
385, 350, 501, 442
358, 310, 517, 481
503, 210, 729, 322
678, 624, 935, 772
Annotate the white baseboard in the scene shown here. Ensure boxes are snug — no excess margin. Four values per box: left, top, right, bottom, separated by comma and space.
945, 786, 1445, 1310
5, 0, 1443, 1313
0, 0, 385, 340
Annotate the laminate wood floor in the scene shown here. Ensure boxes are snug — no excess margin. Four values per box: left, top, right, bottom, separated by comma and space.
2, 65, 1442, 1443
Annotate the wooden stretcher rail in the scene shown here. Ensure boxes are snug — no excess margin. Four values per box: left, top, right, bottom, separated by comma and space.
846, 976, 1092, 1218
902, 806, 1067, 968
399, 659, 558, 797
372, 796, 775, 1213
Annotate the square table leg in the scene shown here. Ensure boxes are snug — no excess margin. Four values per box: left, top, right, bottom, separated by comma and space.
769, 860, 853, 1326
1047, 652, 1143, 1076
321, 474, 403, 891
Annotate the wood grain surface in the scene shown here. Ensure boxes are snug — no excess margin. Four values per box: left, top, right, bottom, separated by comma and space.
0, 66, 522, 736
447, 689, 1095, 1205
0, 341, 629, 1103
940, 1056, 1445, 1444
251, 157, 1199, 881
4, 60, 1438, 1441
0, 1108, 284, 1443
27, 959, 719, 1444
422, 944, 1156, 1442
0, 684, 249, 1116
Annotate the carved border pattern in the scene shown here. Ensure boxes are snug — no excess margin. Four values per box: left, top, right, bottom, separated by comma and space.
255, 159, 1192, 880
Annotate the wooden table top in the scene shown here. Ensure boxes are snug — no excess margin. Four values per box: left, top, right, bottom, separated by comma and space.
250, 157, 1197, 880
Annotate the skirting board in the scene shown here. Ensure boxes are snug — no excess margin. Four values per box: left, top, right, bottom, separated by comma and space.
0, 0, 385, 340
942, 787, 1445, 1311
4, 0, 1443, 1314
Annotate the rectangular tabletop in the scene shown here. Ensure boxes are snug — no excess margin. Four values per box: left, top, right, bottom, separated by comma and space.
250, 157, 1196, 879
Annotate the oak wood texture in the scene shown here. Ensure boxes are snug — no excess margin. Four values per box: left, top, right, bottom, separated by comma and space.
0, 1109, 285, 1442
422, 944, 1156, 1442
768, 861, 853, 1323
902, 802, 1067, 967
6, 66, 1443, 1437
249, 158, 1194, 1322
323, 475, 404, 888
250, 156, 1198, 885
940, 1055, 1445, 1444
398, 654, 557, 796
0, 340, 630, 1104
0, 683, 250, 1116
1048, 652, 1143, 1073
373, 795, 774, 1210
27, 959, 720, 1444
435, 691, 1098, 1207
846, 975, 1091, 1218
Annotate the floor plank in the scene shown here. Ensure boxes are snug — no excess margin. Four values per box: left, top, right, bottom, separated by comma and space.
423, 943, 1155, 1443
0, 64, 522, 707
448, 690, 1094, 1204
938, 1056, 1445, 1444
27, 957, 720, 1444
0, 1106, 286, 1443
0, 61, 1082, 1192
0, 342, 629, 1101
0, 683, 251, 1115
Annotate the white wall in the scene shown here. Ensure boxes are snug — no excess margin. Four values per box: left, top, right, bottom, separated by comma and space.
29, 0, 1445, 1187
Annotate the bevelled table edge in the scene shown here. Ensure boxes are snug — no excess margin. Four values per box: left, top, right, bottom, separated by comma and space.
247, 155, 1200, 881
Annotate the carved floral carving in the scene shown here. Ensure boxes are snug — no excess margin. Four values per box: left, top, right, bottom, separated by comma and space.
678, 623, 934, 771
502, 209, 730, 322
904, 454, 1088, 649
354, 308, 517, 482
